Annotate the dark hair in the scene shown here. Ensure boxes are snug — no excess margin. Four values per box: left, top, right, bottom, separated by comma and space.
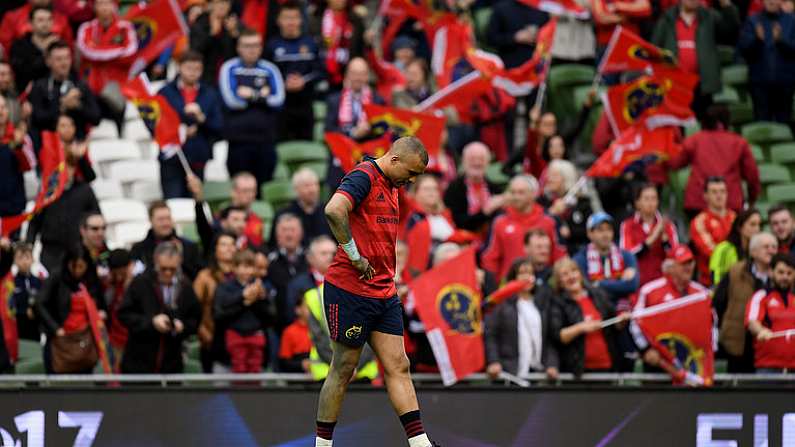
219, 205, 247, 220
770, 253, 795, 271
46, 40, 71, 56
29, 5, 53, 21
233, 249, 257, 266
60, 244, 87, 280
768, 203, 793, 221
633, 182, 659, 203
505, 257, 534, 283
726, 208, 761, 259
406, 58, 429, 81
107, 249, 131, 269
208, 231, 237, 273
278, 0, 302, 14
541, 135, 567, 162
80, 211, 104, 228
294, 293, 305, 308
179, 50, 203, 65
12, 242, 33, 257
148, 200, 170, 219
704, 176, 726, 192
524, 228, 551, 245
701, 103, 731, 130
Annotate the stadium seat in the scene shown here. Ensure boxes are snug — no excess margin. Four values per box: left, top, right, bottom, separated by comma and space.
23, 171, 38, 201
758, 163, 791, 187
485, 163, 509, 187
313, 101, 327, 121
767, 184, 795, 207
186, 338, 201, 362
721, 65, 748, 101
299, 161, 329, 181
728, 102, 754, 128
14, 358, 44, 374
100, 199, 149, 225
250, 201, 274, 222
314, 121, 325, 142
473, 7, 493, 48
755, 201, 772, 221
87, 119, 119, 140
17, 340, 41, 361
123, 119, 153, 143
212, 140, 228, 163
684, 122, 701, 137
89, 139, 141, 177
109, 221, 151, 249
741, 122, 793, 146
107, 160, 160, 185
204, 159, 230, 182
124, 102, 139, 121
91, 179, 124, 201
717, 45, 735, 66
273, 162, 290, 181
713, 86, 740, 104
129, 180, 163, 203
261, 180, 296, 210
203, 180, 232, 210
548, 64, 596, 128
184, 359, 202, 373
770, 142, 795, 175
166, 198, 197, 226
276, 140, 329, 170
750, 144, 764, 162
179, 222, 200, 243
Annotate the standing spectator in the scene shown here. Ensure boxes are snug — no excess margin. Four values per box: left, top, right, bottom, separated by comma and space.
549, 257, 627, 376
104, 248, 132, 373
190, 0, 240, 84
652, 0, 740, 116
9, 5, 57, 92
158, 51, 224, 199
485, 258, 559, 380
619, 183, 679, 287
119, 242, 200, 374
55, 114, 96, 184
769, 205, 795, 257
36, 245, 106, 374
321, 0, 366, 89
214, 249, 273, 373
265, 1, 323, 142
486, 0, 550, 69
551, 3, 596, 63
443, 142, 505, 236
745, 253, 795, 372
271, 168, 332, 246
9, 242, 42, 342
0, 62, 25, 125
537, 159, 598, 254
714, 232, 778, 372
229, 172, 265, 248
278, 294, 312, 373
76, 0, 138, 131
524, 229, 554, 287
0, 0, 73, 52
28, 40, 101, 141
592, 0, 650, 53
690, 176, 737, 285
78, 212, 110, 301
0, 96, 35, 221
285, 235, 336, 328
482, 175, 562, 281
267, 213, 307, 332
219, 28, 285, 190
53, 0, 94, 26
403, 175, 456, 277
738, 0, 795, 122
710, 208, 762, 285
324, 57, 384, 139
193, 233, 236, 372
129, 201, 203, 281
669, 104, 760, 216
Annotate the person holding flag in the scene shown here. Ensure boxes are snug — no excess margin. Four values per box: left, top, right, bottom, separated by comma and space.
315, 136, 439, 447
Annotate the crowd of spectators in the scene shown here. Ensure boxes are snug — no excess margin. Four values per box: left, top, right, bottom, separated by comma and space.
0, 0, 794, 381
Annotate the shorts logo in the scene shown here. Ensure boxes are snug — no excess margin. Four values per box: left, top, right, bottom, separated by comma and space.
436, 284, 482, 335
376, 192, 386, 202
345, 325, 362, 339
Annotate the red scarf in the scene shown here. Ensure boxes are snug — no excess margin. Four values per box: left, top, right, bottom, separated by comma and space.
77, 285, 112, 374
1, 273, 18, 363
338, 86, 372, 129
465, 178, 491, 215
586, 243, 625, 281
322, 8, 352, 85
0, 122, 14, 145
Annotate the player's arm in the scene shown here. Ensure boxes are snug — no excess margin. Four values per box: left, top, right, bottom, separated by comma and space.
325, 193, 375, 280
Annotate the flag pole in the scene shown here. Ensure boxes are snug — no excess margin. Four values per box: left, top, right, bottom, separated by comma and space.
498, 371, 531, 388
600, 291, 709, 328
770, 329, 795, 340
175, 148, 194, 176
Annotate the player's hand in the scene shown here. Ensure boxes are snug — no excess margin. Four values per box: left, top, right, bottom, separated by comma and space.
353, 257, 375, 281
757, 328, 774, 341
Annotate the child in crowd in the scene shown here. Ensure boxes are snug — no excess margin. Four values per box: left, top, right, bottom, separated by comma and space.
278, 295, 312, 373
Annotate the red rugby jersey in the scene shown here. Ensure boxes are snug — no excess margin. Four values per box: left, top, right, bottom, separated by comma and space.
746, 289, 795, 369
326, 158, 398, 298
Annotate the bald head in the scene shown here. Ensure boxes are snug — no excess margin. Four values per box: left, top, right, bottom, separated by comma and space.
377, 136, 428, 187
345, 57, 370, 92
462, 142, 490, 181
390, 136, 429, 166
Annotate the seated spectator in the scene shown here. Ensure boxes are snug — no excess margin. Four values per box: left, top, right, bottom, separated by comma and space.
0, 62, 25, 124
714, 232, 778, 372
278, 294, 312, 373
225, 172, 265, 247
549, 257, 627, 376
403, 175, 456, 277
652, 0, 740, 117
443, 142, 504, 237
129, 201, 203, 280
321, 0, 366, 89
482, 175, 562, 281
0, 96, 35, 221
619, 183, 679, 286
219, 28, 285, 189
486, 0, 550, 69
768, 204, 795, 257
119, 242, 200, 374
738, 0, 795, 123
158, 50, 224, 199
745, 253, 795, 372
78, 212, 110, 300
669, 104, 760, 217
690, 176, 737, 285
324, 57, 384, 140
285, 235, 336, 329
104, 248, 132, 373
630, 245, 710, 371
193, 232, 236, 372
9, 5, 56, 92
76, 0, 138, 130
710, 208, 762, 285
271, 168, 332, 247
524, 229, 553, 287
9, 242, 42, 342
36, 245, 106, 374
28, 40, 101, 141
537, 159, 597, 254
485, 257, 558, 380
267, 213, 308, 333
391, 58, 431, 109
189, 0, 240, 84
0, 0, 73, 52
214, 249, 274, 374
265, 0, 323, 142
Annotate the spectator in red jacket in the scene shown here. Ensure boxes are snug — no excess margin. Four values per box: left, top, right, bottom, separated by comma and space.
52, 0, 94, 26
690, 176, 737, 285
669, 104, 760, 217
482, 175, 563, 281
0, 0, 73, 52
229, 172, 265, 248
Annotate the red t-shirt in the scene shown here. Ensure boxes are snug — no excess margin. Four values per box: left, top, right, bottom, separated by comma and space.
746, 290, 795, 369
279, 320, 312, 359
675, 16, 699, 75
62, 291, 89, 333
181, 85, 199, 105
577, 295, 613, 370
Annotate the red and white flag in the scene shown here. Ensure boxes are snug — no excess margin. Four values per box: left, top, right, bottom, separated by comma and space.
586, 126, 682, 178
121, 73, 183, 157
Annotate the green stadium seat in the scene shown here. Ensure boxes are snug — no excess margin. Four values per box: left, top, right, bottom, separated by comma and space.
250, 200, 275, 222
277, 141, 330, 170
770, 142, 795, 164
299, 160, 329, 181
767, 184, 795, 206
486, 163, 509, 187
758, 164, 791, 187
473, 7, 493, 48
755, 201, 772, 221
713, 86, 740, 104
17, 340, 41, 361
573, 85, 604, 109
314, 121, 325, 142
729, 102, 754, 128
184, 359, 202, 373
742, 122, 794, 146
261, 180, 296, 210
15, 358, 44, 374
684, 122, 701, 137
272, 162, 290, 181
717, 45, 735, 66
180, 222, 200, 244
721, 65, 749, 101
313, 101, 327, 121
548, 64, 596, 124
203, 180, 232, 210
750, 144, 764, 162
186, 339, 201, 362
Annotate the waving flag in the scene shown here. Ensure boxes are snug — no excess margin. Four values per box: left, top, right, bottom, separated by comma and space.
324, 132, 393, 173
1, 273, 17, 363
363, 104, 444, 156
491, 18, 556, 96
586, 126, 681, 178
125, 0, 188, 77
598, 26, 678, 75
431, 17, 475, 88
366, 50, 406, 103
411, 247, 484, 386
484, 279, 534, 309
517, 0, 589, 18
122, 73, 183, 157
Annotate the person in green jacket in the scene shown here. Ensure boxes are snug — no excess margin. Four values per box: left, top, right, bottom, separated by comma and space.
710, 208, 762, 284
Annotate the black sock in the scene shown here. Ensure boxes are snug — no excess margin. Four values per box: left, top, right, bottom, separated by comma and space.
316, 420, 336, 440
399, 410, 425, 439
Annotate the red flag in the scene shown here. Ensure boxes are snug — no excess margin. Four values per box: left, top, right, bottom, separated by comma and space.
430, 17, 475, 88
366, 50, 406, 104
484, 279, 534, 309
601, 71, 698, 136
635, 293, 714, 385
415, 71, 492, 122
411, 247, 484, 385
324, 132, 392, 173
586, 126, 681, 178
125, 0, 188, 77
122, 73, 183, 156
363, 104, 444, 157
1, 273, 18, 363
79, 285, 112, 374
598, 26, 678, 75
517, 0, 590, 18
0, 131, 68, 237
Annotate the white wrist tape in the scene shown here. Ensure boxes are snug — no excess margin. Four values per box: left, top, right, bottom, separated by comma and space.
341, 239, 361, 261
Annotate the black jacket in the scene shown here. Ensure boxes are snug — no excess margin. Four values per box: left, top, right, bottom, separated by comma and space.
267, 248, 308, 332
26, 182, 100, 258
35, 272, 106, 336
270, 200, 332, 248
129, 230, 203, 281
548, 286, 623, 376
189, 13, 238, 83
213, 279, 273, 335
486, 0, 550, 68
443, 176, 503, 233
485, 288, 559, 374
0, 143, 28, 217
28, 74, 101, 140
118, 269, 200, 373
9, 34, 48, 92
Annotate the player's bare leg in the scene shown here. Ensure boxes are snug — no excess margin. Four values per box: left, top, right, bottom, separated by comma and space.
369, 331, 435, 447
315, 340, 363, 446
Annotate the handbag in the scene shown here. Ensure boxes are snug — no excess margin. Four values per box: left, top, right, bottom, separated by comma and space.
51, 328, 98, 373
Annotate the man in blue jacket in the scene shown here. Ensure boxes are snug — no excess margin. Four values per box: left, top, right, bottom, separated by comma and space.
219, 28, 285, 192
159, 50, 224, 199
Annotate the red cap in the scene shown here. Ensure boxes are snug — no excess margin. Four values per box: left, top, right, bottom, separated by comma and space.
667, 245, 694, 263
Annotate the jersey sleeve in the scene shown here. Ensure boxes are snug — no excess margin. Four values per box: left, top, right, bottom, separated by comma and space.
745, 290, 769, 326
336, 170, 372, 208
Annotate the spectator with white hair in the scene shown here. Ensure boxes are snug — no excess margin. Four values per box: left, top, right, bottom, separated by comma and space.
482, 175, 563, 281
271, 167, 331, 247
403, 175, 456, 278
714, 231, 778, 372
267, 213, 308, 334
285, 235, 337, 327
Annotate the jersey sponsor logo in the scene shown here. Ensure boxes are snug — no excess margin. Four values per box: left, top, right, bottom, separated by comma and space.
436, 284, 482, 335
655, 331, 711, 385
376, 216, 399, 225
345, 325, 362, 339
